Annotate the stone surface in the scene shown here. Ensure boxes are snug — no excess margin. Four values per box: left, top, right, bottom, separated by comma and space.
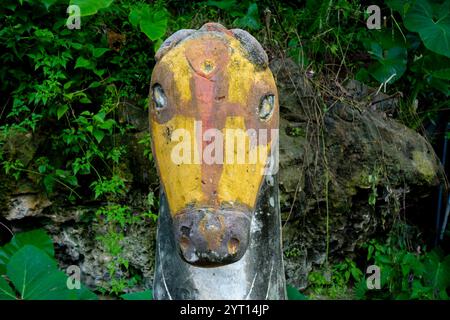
271, 58, 440, 289
6, 193, 52, 220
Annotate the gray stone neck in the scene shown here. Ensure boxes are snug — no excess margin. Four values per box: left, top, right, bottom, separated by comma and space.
153, 174, 286, 300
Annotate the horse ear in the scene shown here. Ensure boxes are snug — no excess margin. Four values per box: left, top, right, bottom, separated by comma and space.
230, 29, 268, 69
155, 29, 196, 61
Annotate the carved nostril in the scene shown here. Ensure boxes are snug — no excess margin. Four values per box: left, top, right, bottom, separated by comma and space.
227, 238, 240, 255
180, 235, 190, 252
180, 226, 190, 237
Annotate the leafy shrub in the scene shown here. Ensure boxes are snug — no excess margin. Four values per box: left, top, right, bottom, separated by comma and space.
356, 239, 450, 300
0, 229, 96, 300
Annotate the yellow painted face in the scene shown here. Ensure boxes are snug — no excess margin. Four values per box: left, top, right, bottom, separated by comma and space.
149, 24, 279, 218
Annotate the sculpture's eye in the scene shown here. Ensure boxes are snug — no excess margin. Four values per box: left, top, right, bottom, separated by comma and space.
258, 94, 275, 121
152, 84, 167, 110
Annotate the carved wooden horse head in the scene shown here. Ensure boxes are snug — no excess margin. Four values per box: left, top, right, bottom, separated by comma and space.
150, 23, 285, 299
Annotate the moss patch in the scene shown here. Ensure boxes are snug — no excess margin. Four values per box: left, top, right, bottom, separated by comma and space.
412, 151, 436, 183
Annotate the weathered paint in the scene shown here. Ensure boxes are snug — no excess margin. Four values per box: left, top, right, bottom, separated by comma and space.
152, 115, 204, 214
217, 116, 270, 207
152, 23, 286, 299
150, 26, 279, 218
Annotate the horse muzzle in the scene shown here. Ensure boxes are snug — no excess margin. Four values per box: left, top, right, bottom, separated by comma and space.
172, 207, 252, 267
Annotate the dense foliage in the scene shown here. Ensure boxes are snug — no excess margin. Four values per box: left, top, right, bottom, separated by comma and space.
0, 0, 449, 299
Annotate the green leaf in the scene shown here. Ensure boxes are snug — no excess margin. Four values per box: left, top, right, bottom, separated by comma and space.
354, 279, 368, 300
0, 277, 16, 300
75, 56, 94, 70
57, 104, 69, 120
0, 229, 54, 274
153, 38, 163, 53
93, 129, 105, 143
70, 0, 114, 17
89, 81, 102, 89
234, 3, 261, 30
366, 33, 408, 84
206, 0, 237, 10
129, 4, 168, 41
386, 0, 413, 16
422, 53, 450, 80
6, 245, 96, 300
92, 48, 109, 58
129, 5, 143, 28
286, 284, 308, 300
367, 245, 374, 261
79, 97, 91, 104
121, 289, 153, 300
41, 0, 58, 10
404, 0, 450, 58
139, 7, 168, 41
422, 250, 450, 297
43, 175, 55, 194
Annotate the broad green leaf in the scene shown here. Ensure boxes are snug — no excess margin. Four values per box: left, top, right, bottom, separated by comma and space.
79, 97, 91, 104
0, 229, 54, 274
206, 0, 236, 10
139, 7, 168, 41
43, 175, 55, 194
41, 0, 58, 10
57, 104, 69, 120
89, 81, 101, 89
354, 279, 368, 300
93, 129, 105, 143
70, 0, 113, 17
121, 289, 153, 300
99, 119, 115, 131
6, 245, 96, 300
386, 0, 413, 16
128, 5, 143, 28
366, 37, 407, 84
70, 43, 83, 50
423, 54, 450, 80
153, 38, 163, 52
128, 4, 168, 41
92, 48, 109, 58
93, 111, 106, 123
286, 284, 308, 300
75, 56, 94, 70
0, 277, 16, 300
234, 3, 261, 30
404, 0, 450, 58
422, 250, 450, 297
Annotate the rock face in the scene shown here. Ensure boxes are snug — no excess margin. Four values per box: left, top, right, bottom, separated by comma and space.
0, 57, 441, 293
271, 58, 441, 289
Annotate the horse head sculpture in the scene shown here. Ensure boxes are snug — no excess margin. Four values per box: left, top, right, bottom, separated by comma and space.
150, 23, 286, 300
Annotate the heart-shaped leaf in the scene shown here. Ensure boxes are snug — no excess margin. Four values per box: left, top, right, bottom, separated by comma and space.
139, 7, 168, 41
367, 43, 407, 84
128, 4, 168, 41
234, 3, 261, 30
6, 245, 96, 300
404, 0, 450, 58
75, 56, 94, 70
92, 48, 109, 58
0, 277, 16, 300
0, 229, 54, 274
70, 0, 113, 17
286, 284, 308, 300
